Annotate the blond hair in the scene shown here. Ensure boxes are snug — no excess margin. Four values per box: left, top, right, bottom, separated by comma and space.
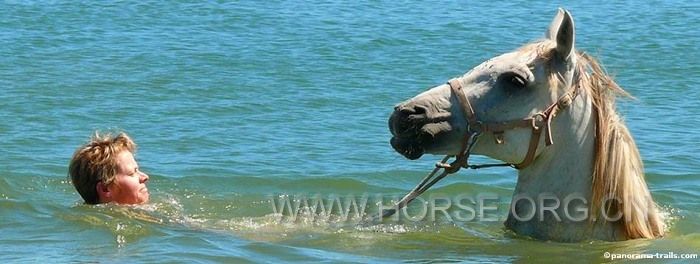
521, 41, 664, 238
68, 132, 136, 204
577, 53, 665, 238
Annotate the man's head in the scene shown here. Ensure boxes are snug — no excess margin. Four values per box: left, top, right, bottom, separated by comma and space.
68, 132, 150, 204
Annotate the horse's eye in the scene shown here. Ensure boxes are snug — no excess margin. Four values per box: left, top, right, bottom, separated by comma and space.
510, 75, 527, 88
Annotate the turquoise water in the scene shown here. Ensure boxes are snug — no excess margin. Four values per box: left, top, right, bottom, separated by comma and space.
2, 1, 699, 262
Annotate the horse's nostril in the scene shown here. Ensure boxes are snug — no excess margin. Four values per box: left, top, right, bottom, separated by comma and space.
397, 105, 427, 117
390, 107, 414, 136
400, 109, 414, 117
390, 104, 431, 137
413, 105, 427, 115
398, 106, 415, 116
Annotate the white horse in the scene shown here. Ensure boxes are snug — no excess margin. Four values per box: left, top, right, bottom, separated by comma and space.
388, 9, 664, 242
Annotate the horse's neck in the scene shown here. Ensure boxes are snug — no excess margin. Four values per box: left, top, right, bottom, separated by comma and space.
515, 89, 596, 198
505, 88, 621, 241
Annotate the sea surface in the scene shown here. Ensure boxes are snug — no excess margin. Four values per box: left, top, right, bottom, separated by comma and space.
1, 1, 699, 263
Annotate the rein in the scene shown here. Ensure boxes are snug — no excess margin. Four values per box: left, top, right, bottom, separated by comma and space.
380, 77, 580, 218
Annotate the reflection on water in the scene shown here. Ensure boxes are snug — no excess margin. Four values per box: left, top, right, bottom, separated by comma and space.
49, 182, 692, 263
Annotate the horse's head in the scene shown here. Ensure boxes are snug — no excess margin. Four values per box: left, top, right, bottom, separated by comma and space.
388, 9, 666, 241
389, 9, 578, 164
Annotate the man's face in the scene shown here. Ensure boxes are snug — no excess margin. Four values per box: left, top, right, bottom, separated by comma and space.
108, 151, 150, 204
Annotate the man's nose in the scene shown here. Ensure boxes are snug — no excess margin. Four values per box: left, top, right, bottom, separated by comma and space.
139, 171, 149, 183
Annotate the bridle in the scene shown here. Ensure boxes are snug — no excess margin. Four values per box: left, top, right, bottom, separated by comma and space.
379, 75, 580, 219
441, 77, 580, 171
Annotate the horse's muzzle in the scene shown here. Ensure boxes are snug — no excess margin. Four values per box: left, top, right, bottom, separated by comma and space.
388, 104, 439, 160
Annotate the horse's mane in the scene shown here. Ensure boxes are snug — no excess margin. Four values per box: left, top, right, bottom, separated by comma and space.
521, 41, 665, 239
576, 53, 665, 239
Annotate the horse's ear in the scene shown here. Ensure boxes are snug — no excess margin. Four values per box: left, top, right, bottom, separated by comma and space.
546, 8, 575, 61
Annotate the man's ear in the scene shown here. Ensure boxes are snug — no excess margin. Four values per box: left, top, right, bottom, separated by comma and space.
96, 181, 112, 203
